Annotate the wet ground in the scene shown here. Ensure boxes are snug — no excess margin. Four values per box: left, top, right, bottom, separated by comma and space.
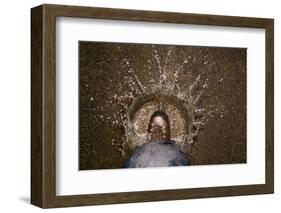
79, 41, 246, 170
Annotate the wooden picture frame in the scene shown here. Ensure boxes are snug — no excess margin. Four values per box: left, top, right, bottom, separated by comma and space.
31, 4, 274, 208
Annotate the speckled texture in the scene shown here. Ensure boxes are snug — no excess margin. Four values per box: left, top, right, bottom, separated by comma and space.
79, 41, 246, 170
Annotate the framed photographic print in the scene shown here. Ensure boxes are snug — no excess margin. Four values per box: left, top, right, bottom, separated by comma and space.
31, 4, 274, 208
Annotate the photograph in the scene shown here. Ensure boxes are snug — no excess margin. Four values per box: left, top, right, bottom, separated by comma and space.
29, 3, 274, 208
79, 41, 247, 170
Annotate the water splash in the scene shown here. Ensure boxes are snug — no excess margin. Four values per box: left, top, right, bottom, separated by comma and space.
92, 46, 227, 156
